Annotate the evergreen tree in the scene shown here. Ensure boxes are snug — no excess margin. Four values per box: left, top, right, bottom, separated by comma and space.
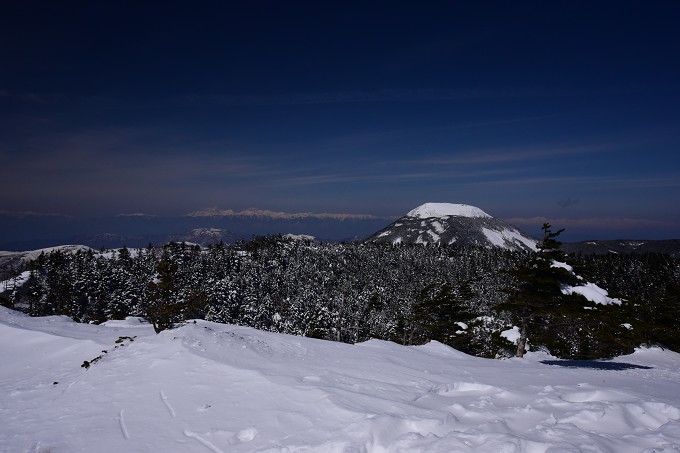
497, 223, 579, 357
146, 254, 183, 333
412, 283, 476, 352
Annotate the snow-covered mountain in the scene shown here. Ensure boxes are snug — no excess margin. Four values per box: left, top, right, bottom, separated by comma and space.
170, 228, 237, 246
0, 245, 93, 276
366, 203, 537, 251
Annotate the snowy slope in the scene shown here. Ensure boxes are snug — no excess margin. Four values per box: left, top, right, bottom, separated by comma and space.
367, 203, 537, 251
2, 307, 680, 452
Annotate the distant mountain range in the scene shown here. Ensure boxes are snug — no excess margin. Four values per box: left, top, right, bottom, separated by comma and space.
0, 210, 391, 251
1, 203, 679, 256
561, 239, 680, 257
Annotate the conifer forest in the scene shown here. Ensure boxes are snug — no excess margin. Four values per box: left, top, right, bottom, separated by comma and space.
2, 236, 679, 360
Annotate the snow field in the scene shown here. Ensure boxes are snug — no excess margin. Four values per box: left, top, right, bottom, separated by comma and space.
1, 306, 680, 452
407, 203, 491, 219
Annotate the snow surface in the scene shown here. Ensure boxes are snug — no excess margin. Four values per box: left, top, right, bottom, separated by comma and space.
430, 220, 446, 234
407, 203, 491, 219
562, 282, 623, 306
481, 227, 538, 251
2, 306, 680, 452
500, 326, 521, 344
551, 260, 574, 272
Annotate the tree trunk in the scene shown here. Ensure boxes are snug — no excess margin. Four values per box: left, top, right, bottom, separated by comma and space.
516, 317, 529, 358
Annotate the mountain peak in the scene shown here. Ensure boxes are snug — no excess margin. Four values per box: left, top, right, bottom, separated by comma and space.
367, 203, 536, 251
407, 203, 491, 219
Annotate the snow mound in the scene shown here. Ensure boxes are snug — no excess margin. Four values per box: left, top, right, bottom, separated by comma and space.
407, 203, 491, 219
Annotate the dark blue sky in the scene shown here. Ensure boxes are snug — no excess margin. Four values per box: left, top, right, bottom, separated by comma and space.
2, 1, 679, 240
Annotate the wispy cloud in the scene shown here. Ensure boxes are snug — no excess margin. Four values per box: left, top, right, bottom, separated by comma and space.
180, 87, 555, 107
0, 210, 73, 219
485, 175, 680, 190
392, 143, 618, 167
270, 167, 518, 188
0, 127, 286, 214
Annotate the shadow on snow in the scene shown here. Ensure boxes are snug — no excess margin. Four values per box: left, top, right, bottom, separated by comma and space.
540, 360, 653, 370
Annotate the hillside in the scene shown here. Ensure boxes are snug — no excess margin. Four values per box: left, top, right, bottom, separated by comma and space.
2, 306, 680, 452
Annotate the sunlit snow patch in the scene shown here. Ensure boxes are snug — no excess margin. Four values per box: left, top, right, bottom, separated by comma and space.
562, 282, 623, 305
407, 202, 491, 219
482, 227, 538, 251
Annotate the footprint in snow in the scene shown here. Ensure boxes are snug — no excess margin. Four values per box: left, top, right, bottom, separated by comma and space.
431, 381, 502, 396
236, 427, 258, 442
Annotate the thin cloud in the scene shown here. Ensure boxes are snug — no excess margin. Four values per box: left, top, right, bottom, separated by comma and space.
272, 167, 518, 187
486, 175, 680, 190
0, 210, 73, 219
393, 143, 618, 167
0, 128, 287, 214
181, 87, 555, 107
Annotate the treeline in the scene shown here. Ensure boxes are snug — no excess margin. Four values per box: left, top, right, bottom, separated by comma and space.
2, 237, 679, 359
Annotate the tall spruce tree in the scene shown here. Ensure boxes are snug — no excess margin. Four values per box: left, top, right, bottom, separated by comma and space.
497, 223, 579, 357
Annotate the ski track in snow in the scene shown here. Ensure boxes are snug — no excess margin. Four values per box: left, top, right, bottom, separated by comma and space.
184, 430, 225, 453
118, 409, 130, 440
160, 389, 176, 418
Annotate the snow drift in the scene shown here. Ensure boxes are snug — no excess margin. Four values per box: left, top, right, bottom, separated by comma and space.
1, 306, 679, 452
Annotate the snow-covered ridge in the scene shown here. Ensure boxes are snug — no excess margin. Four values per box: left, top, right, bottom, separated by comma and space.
407, 203, 491, 219
19, 245, 93, 261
